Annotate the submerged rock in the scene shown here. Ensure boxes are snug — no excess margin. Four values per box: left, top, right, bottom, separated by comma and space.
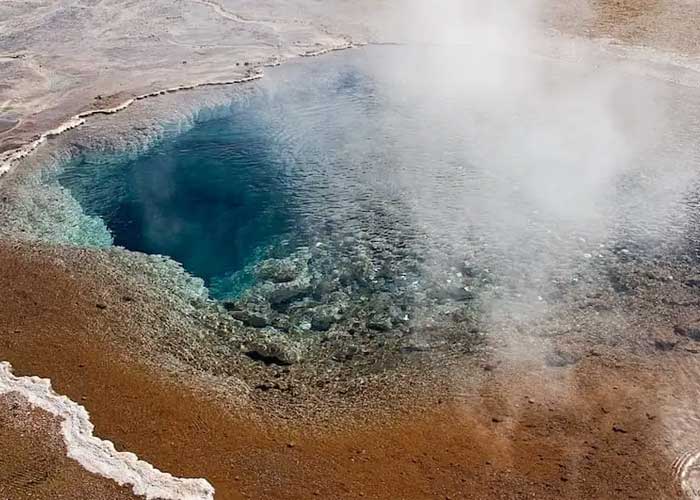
230, 305, 271, 328
250, 250, 314, 306
245, 329, 304, 365
310, 304, 342, 331
674, 322, 700, 341
258, 273, 312, 306
256, 257, 301, 283
367, 313, 393, 332
332, 344, 360, 362
223, 296, 273, 328
545, 350, 580, 367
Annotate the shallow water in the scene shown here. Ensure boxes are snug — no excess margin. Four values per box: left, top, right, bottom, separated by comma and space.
57, 46, 700, 303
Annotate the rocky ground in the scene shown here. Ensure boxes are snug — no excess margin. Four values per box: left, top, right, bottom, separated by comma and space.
2, 0, 700, 499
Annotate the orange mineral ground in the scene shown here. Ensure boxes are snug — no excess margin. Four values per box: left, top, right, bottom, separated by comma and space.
0, 241, 697, 499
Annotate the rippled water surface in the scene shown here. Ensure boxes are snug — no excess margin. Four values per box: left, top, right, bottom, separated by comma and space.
58, 46, 700, 300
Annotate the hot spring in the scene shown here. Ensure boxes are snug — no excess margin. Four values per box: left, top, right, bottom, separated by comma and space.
55, 45, 697, 332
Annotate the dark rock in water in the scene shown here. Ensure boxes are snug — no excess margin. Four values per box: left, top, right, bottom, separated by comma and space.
448, 286, 476, 302
257, 274, 312, 306
401, 339, 431, 353
310, 304, 342, 331
684, 279, 700, 289
332, 344, 360, 362
271, 315, 292, 332
451, 306, 478, 324
348, 254, 376, 285
245, 329, 303, 365
312, 277, 339, 299
364, 292, 403, 332
256, 257, 302, 283
607, 269, 632, 294
461, 261, 478, 277
654, 337, 678, 351
224, 296, 273, 327
223, 301, 241, 312
230, 305, 271, 328
674, 323, 700, 341
545, 350, 580, 367
367, 314, 393, 332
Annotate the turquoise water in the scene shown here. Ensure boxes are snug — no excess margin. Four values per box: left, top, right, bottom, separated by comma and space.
58, 49, 415, 300
57, 46, 692, 305
59, 110, 299, 297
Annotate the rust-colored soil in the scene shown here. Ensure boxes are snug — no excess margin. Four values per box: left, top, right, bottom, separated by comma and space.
0, 393, 140, 500
0, 243, 687, 499
550, 0, 700, 55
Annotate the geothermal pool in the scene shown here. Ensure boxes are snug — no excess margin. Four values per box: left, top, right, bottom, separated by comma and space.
56, 46, 696, 316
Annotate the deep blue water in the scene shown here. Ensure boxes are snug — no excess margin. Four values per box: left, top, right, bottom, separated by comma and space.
56, 46, 693, 301
60, 111, 298, 295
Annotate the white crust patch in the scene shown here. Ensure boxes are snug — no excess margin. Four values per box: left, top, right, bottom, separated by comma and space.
0, 361, 215, 500
0, 73, 263, 178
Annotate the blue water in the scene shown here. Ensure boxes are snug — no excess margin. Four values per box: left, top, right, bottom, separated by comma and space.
60, 112, 298, 295
57, 46, 693, 302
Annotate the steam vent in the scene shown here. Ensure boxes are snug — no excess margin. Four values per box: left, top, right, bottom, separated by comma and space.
2, 1, 700, 499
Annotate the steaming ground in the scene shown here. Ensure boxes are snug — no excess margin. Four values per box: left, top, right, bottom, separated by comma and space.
2, 0, 700, 498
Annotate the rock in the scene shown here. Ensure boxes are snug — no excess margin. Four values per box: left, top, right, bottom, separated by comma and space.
674, 323, 700, 341
545, 350, 579, 367
256, 258, 300, 283
451, 306, 478, 323
349, 253, 375, 284
271, 315, 291, 332
223, 300, 245, 312
653, 337, 678, 351
462, 261, 478, 277
367, 313, 393, 332
401, 341, 431, 353
607, 269, 633, 294
332, 344, 359, 362
328, 290, 350, 309
449, 286, 477, 301
482, 361, 499, 372
224, 297, 273, 328
245, 329, 303, 365
310, 304, 342, 331
230, 307, 271, 328
684, 279, 700, 289
312, 277, 339, 299
257, 273, 312, 306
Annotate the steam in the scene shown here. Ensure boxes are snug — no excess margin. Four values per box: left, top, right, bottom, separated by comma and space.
364, 0, 699, 485
358, 0, 687, 300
